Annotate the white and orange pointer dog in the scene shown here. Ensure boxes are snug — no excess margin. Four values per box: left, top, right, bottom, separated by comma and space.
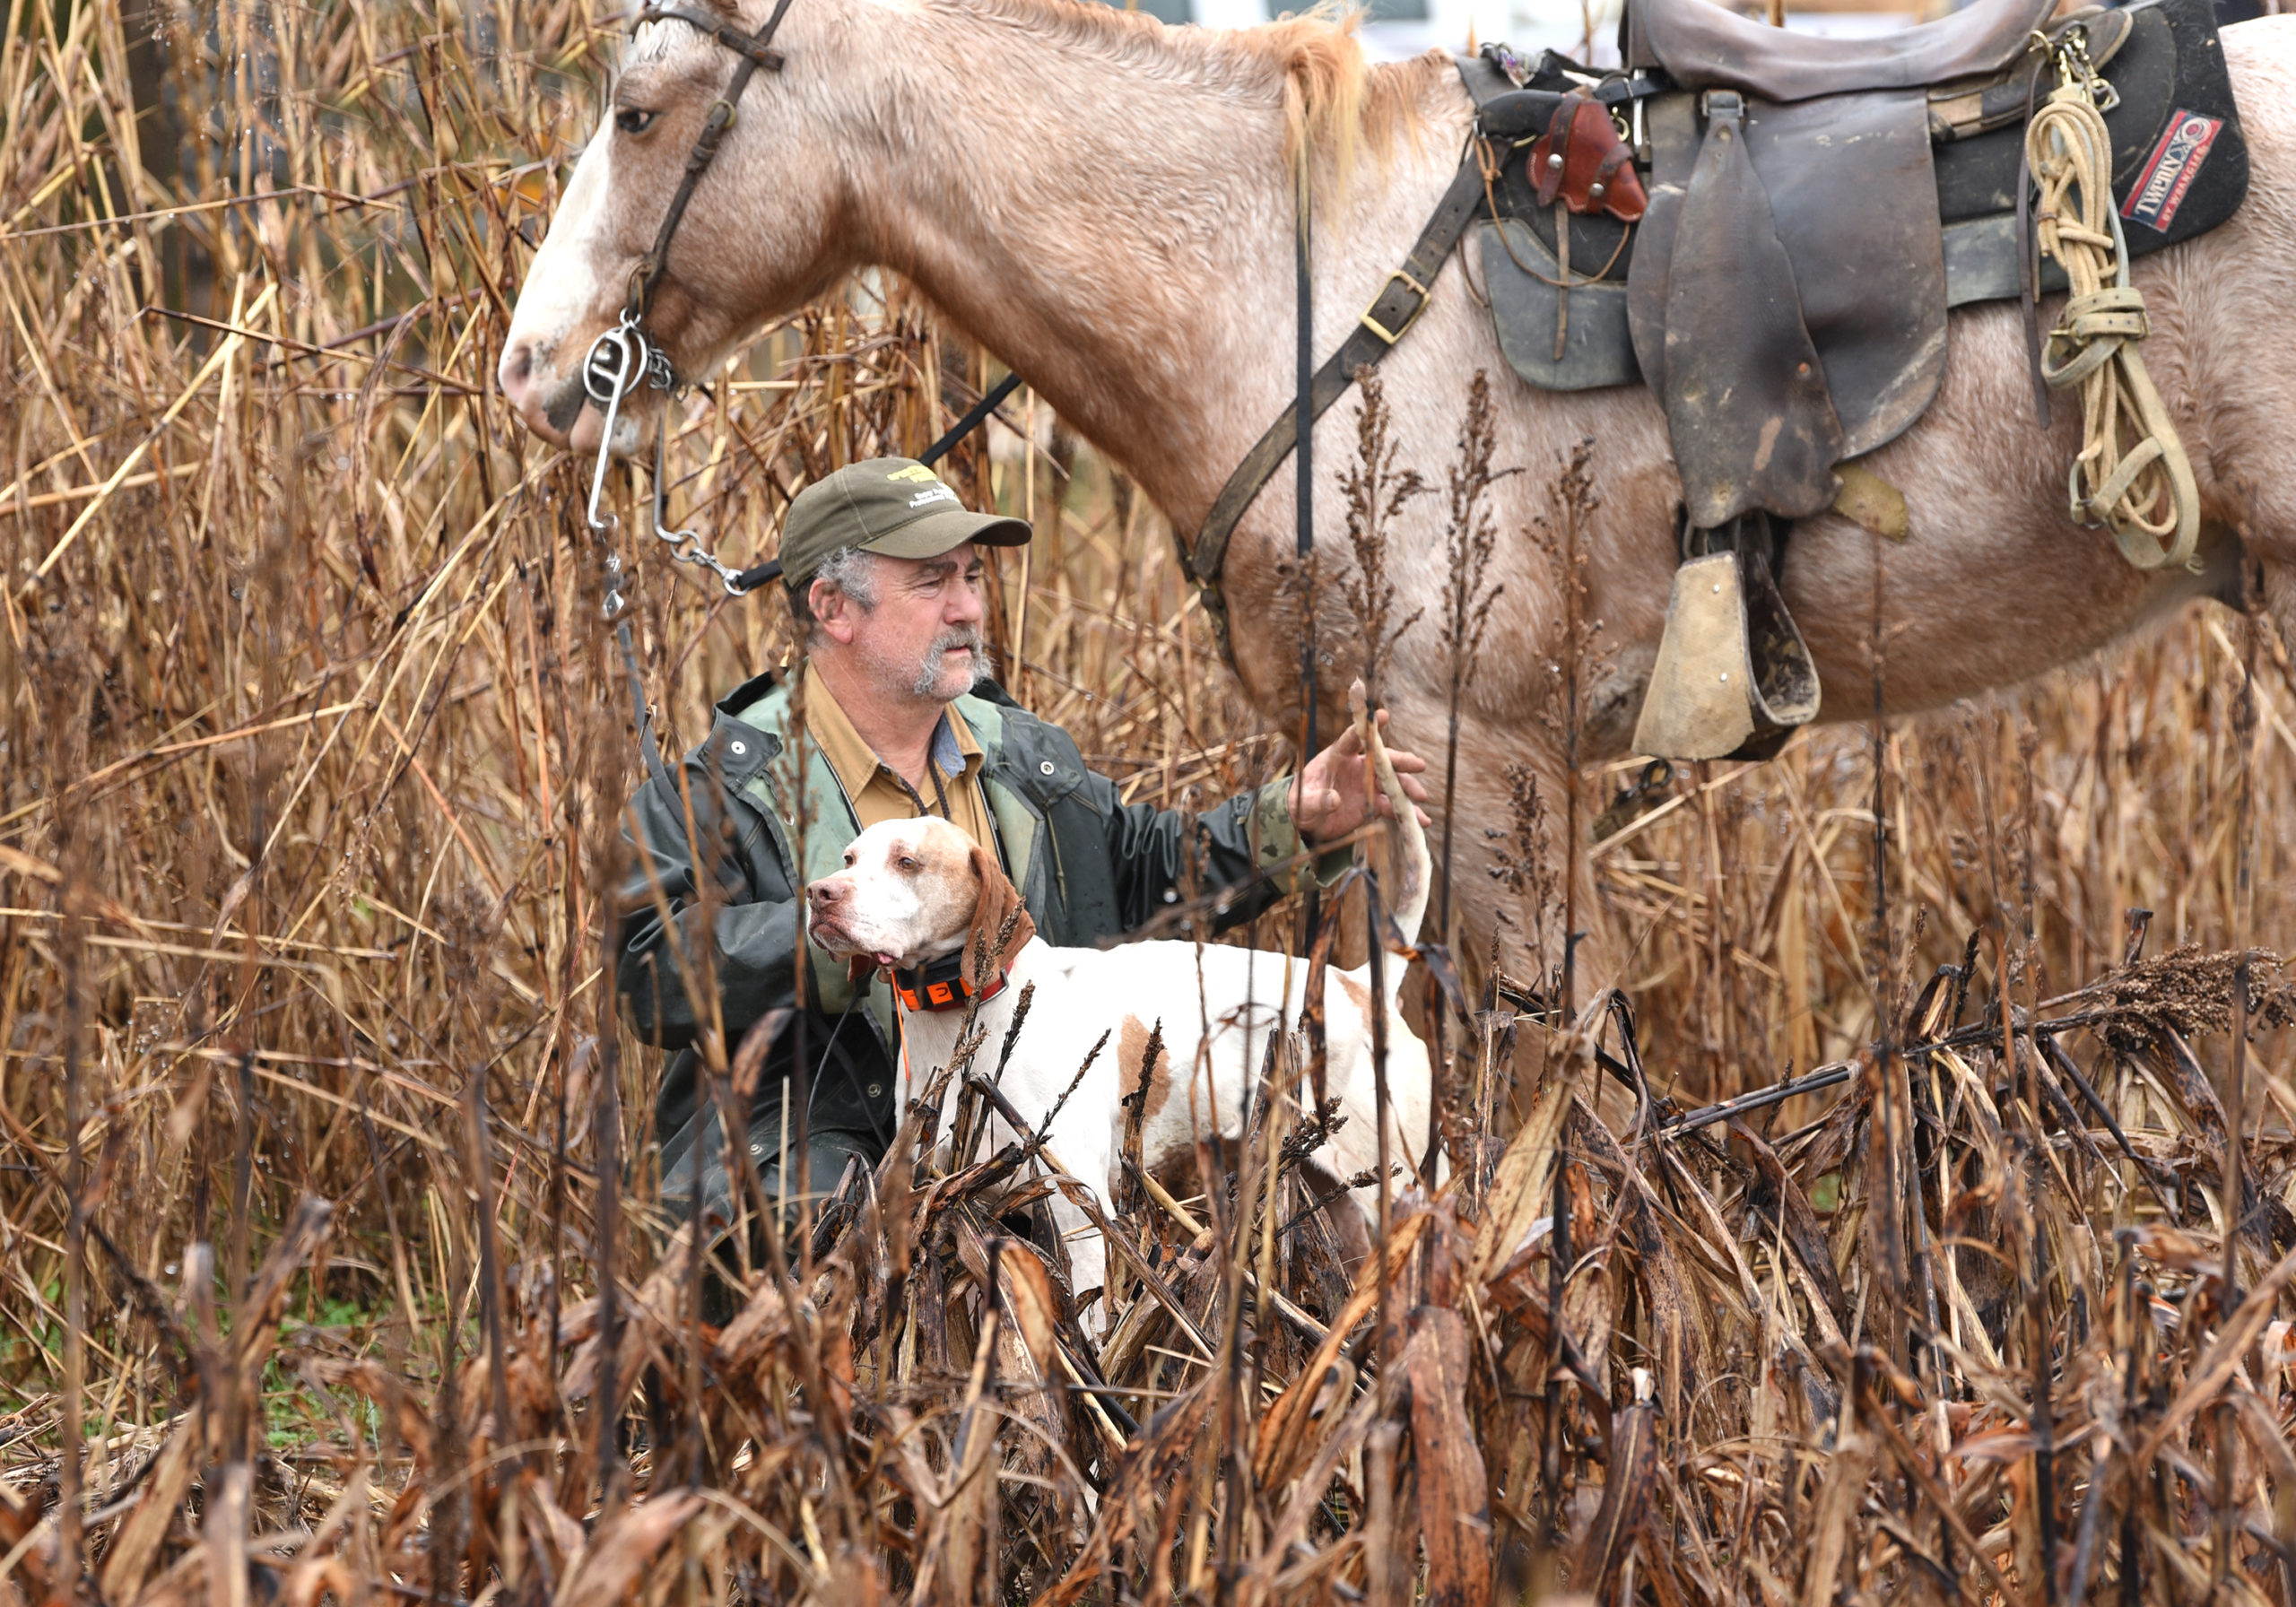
804, 696, 1433, 1321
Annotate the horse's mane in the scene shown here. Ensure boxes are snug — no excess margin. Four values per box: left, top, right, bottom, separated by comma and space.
948, 0, 1439, 167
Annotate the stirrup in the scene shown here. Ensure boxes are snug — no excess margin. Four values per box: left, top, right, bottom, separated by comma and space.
1631, 539, 1820, 761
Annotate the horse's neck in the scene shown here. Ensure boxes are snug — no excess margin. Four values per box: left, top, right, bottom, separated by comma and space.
844, 8, 1458, 526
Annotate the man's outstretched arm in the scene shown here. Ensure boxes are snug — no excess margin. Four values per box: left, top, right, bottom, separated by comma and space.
1089, 709, 1431, 935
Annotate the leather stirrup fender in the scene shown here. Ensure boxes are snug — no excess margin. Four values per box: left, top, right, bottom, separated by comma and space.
1660, 90, 1845, 527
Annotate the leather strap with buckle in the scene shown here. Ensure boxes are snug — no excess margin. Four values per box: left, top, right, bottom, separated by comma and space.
1361, 267, 1435, 345
1186, 149, 1490, 608
891, 952, 1010, 1013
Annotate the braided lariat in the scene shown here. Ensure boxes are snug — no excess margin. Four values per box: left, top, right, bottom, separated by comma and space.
2026, 35, 2199, 570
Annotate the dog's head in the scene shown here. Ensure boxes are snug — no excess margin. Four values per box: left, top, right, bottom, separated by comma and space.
805, 815, 1036, 987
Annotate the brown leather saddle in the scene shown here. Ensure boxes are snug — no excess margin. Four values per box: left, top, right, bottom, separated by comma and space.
1630, 0, 2063, 529
1631, 0, 2058, 103
1455, 0, 2247, 756
1466, 0, 2245, 398
1187, 0, 2246, 762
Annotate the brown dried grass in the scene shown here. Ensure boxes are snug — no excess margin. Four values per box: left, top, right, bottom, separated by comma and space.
2, 1, 2296, 1603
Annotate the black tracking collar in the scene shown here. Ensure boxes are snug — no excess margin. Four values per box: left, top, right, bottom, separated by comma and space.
891, 951, 1009, 1012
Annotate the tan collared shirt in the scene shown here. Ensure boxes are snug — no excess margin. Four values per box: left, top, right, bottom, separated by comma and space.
802, 665, 997, 851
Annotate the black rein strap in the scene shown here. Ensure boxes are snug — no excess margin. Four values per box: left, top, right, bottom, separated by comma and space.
920, 370, 1025, 467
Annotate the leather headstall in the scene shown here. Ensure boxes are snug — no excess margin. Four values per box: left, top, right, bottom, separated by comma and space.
640, 4, 787, 69
620, 0, 799, 343
891, 951, 1010, 1013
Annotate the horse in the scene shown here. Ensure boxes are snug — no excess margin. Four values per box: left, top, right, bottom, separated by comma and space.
497, 0, 2296, 984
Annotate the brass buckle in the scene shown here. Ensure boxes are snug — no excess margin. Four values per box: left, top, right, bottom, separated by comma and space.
1360, 268, 1431, 345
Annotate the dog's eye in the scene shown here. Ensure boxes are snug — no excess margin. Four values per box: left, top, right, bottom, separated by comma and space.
898, 856, 918, 873
614, 107, 657, 135
843, 850, 856, 866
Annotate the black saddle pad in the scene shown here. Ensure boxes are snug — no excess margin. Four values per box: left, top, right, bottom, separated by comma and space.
1934, 0, 2247, 247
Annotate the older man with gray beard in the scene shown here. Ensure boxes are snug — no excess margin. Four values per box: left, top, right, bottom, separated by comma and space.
617, 456, 1427, 1234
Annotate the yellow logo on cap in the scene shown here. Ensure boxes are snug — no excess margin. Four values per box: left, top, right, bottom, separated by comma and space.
887, 465, 941, 483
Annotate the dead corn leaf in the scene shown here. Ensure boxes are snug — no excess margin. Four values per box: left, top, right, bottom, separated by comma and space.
1406, 1307, 1492, 1607
550, 1491, 705, 1607
1572, 1401, 1657, 1600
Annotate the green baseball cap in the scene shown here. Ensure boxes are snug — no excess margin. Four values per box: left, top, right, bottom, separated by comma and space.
770, 456, 1031, 595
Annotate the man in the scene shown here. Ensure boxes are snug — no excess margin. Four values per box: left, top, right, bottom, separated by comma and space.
620, 456, 1428, 1229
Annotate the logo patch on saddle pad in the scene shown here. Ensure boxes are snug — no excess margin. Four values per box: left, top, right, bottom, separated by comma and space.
2122, 110, 2223, 232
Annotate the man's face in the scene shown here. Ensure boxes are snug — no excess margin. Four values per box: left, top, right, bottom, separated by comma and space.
813, 543, 993, 704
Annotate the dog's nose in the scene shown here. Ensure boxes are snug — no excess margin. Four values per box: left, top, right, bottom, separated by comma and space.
808, 880, 843, 908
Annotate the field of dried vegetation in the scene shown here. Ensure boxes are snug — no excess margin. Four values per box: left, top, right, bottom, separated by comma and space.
4, 0, 2296, 1603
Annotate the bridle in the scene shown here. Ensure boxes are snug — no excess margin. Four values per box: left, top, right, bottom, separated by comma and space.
570, 0, 1015, 620
579, 0, 800, 608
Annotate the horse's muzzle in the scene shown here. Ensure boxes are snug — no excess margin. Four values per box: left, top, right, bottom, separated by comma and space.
543, 377, 587, 440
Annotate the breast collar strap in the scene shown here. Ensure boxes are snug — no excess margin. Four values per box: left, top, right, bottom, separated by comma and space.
891, 951, 1010, 1012
1187, 138, 1491, 655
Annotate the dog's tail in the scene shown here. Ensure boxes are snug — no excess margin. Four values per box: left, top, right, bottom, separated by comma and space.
1349, 680, 1432, 954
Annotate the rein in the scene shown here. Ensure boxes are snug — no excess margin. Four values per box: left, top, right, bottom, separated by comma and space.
1186, 141, 1491, 637
1188, 63, 1666, 641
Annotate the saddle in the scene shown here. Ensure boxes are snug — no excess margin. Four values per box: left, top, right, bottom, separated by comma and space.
1187, 0, 2247, 762
1455, 0, 2247, 757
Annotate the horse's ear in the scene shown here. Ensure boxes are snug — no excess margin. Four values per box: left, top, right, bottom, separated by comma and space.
962, 841, 1033, 989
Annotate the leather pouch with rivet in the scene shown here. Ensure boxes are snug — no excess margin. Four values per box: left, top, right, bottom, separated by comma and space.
1528, 89, 1649, 222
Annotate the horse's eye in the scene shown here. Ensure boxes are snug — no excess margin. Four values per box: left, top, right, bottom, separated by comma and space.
614, 107, 657, 135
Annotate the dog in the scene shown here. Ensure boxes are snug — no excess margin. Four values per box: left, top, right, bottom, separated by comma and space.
804, 702, 1434, 1324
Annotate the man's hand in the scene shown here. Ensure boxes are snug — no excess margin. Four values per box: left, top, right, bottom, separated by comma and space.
1288, 708, 1432, 846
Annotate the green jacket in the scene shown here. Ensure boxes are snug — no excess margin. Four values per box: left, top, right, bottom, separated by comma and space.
620, 671, 1335, 1155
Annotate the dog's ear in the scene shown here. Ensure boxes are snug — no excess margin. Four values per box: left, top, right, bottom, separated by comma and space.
962, 840, 1035, 989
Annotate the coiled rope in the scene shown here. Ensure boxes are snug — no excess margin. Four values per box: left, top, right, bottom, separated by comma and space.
2026, 52, 2199, 570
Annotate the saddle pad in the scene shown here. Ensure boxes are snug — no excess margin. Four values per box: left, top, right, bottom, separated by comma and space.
1929, 0, 2247, 300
